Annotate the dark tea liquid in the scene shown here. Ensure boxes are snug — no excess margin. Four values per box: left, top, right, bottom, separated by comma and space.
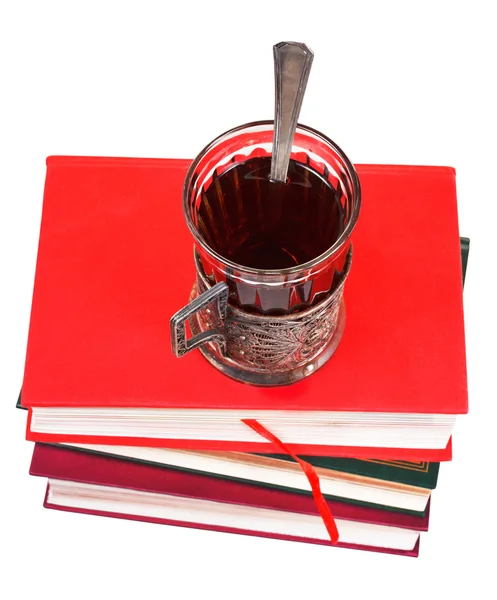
197, 156, 345, 270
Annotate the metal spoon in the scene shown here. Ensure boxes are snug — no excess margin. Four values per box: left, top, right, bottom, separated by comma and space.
270, 42, 314, 183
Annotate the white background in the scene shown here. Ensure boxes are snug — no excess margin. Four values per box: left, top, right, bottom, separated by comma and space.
1, 1, 495, 598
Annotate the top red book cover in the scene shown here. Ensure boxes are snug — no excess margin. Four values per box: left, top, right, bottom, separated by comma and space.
22, 156, 468, 414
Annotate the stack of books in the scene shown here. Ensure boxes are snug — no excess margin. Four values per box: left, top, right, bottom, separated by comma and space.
18, 157, 469, 557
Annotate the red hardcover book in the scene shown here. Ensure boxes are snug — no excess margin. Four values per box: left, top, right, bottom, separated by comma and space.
22, 157, 467, 458
30, 443, 427, 556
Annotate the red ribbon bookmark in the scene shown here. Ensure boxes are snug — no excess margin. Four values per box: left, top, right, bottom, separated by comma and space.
242, 419, 339, 544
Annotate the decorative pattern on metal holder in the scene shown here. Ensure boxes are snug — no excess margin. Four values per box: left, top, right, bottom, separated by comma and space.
191, 248, 352, 374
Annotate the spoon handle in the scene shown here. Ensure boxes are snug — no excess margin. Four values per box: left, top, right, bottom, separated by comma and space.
270, 42, 314, 183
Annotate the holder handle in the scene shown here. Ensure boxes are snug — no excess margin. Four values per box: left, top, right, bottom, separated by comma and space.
170, 282, 229, 358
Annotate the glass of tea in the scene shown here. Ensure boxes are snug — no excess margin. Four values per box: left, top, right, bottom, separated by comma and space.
170, 120, 361, 386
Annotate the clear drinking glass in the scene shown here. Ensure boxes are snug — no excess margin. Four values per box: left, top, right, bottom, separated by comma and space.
171, 120, 361, 386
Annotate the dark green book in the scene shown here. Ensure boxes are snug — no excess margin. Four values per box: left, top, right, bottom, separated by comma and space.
461, 236, 470, 285
257, 455, 439, 489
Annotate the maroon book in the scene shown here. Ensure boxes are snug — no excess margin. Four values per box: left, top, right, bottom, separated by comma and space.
30, 444, 428, 557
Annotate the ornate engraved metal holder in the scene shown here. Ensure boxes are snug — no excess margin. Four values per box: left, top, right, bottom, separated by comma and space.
170, 121, 361, 386
171, 248, 352, 386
